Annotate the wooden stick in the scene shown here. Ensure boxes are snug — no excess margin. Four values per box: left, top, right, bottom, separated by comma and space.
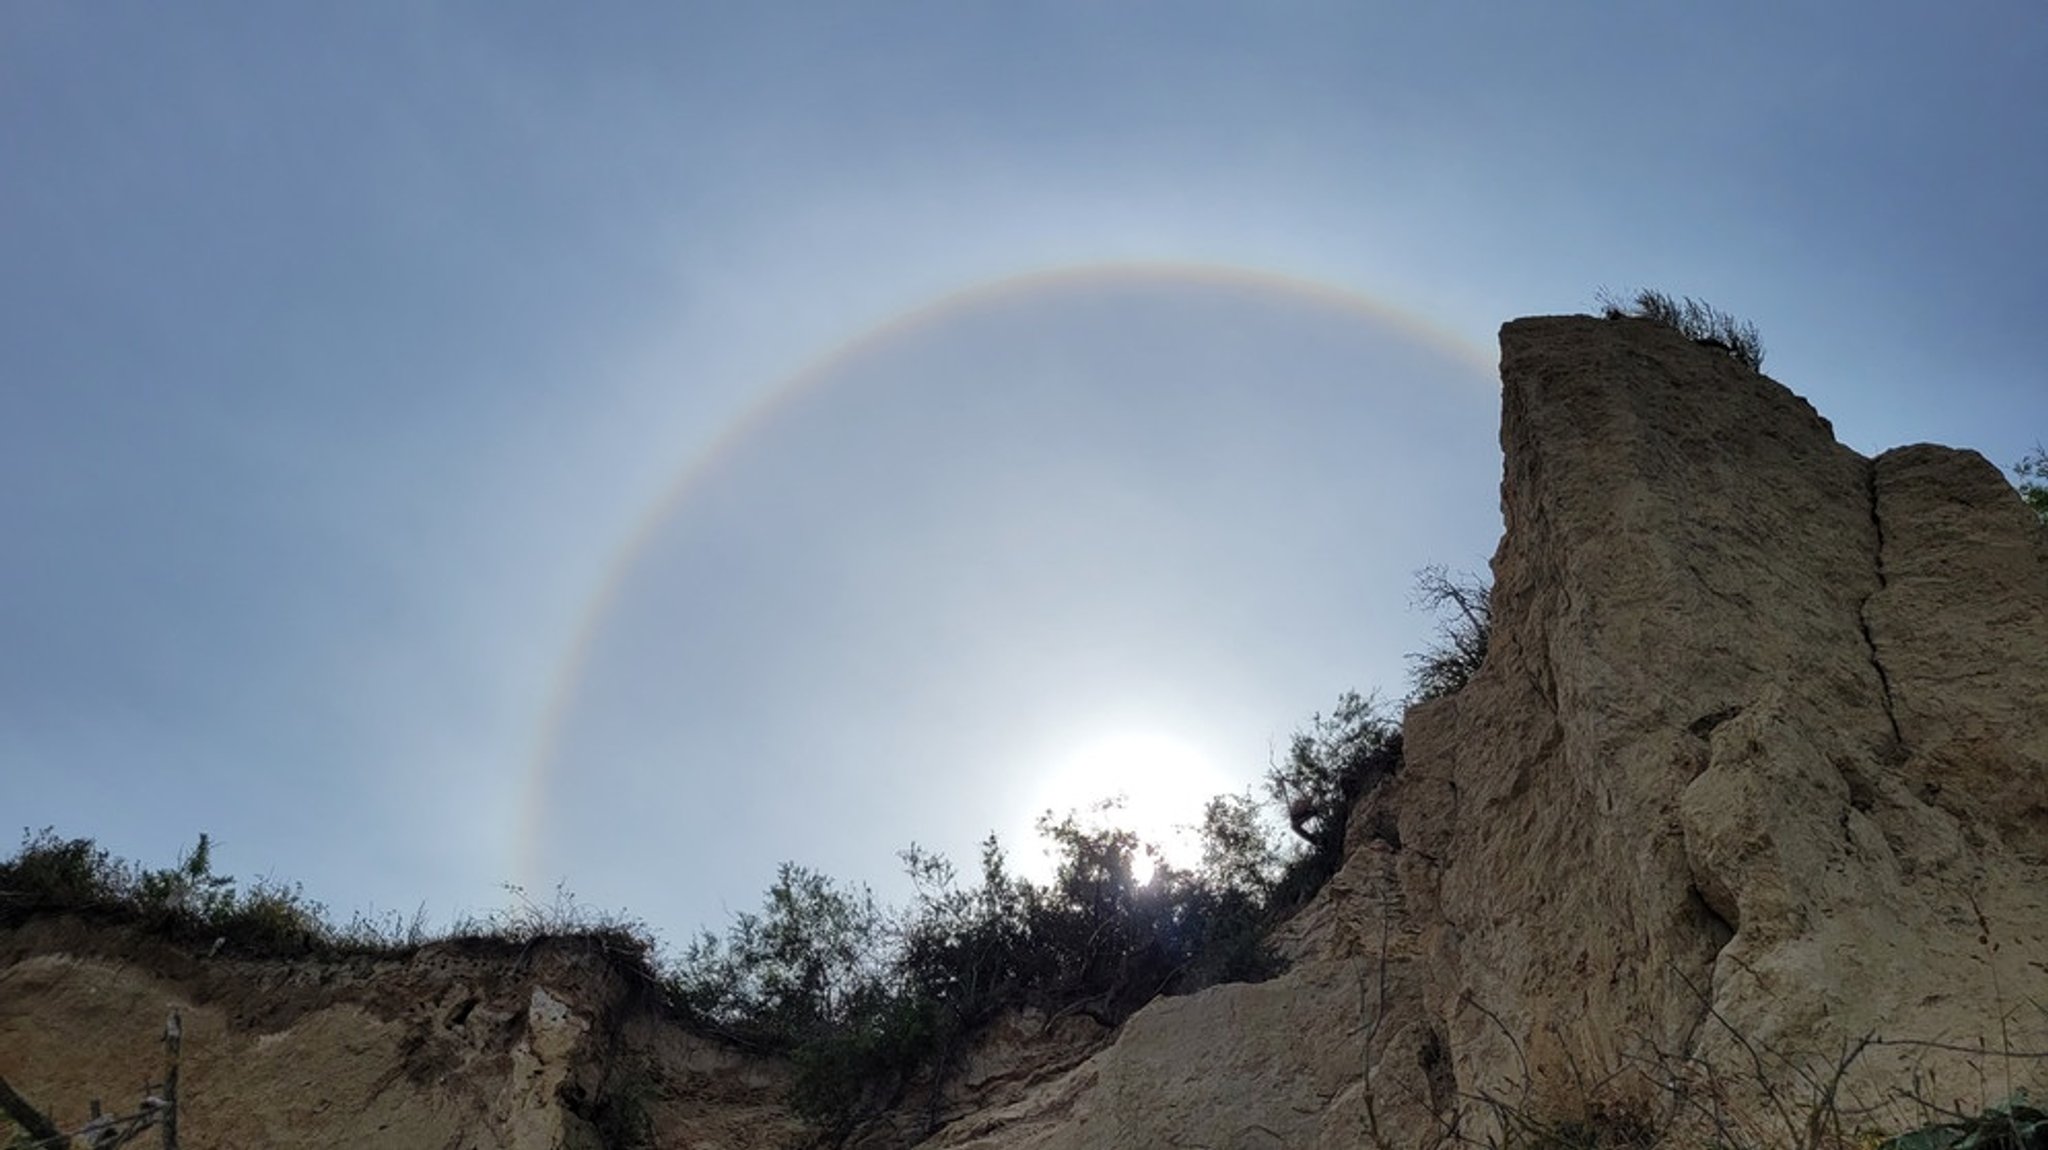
0, 1073, 68, 1147
160, 1011, 179, 1150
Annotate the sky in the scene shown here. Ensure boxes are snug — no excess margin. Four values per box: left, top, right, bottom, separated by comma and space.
4, 4, 2044, 944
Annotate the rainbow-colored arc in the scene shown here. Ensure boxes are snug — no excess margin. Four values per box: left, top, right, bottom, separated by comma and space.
516, 259, 1493, 879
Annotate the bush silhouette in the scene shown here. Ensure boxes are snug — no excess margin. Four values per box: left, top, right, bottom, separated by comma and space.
1408, 564, 1491, 704
2014, 445, 2048, 523
1264, 691, 1402, 905
1597, 287, 1765, 370
671, 815, 1285, 1134
4, 828, 457, 958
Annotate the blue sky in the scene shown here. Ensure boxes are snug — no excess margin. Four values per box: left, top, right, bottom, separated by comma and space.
4, 4, 2043, 941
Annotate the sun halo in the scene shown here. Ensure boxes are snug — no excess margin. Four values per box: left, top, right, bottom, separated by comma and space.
1023, 729, 1235, 885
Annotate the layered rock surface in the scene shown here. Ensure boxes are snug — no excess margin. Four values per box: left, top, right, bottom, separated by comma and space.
5, 314, 2043, 1148
0, 920, 805, 1150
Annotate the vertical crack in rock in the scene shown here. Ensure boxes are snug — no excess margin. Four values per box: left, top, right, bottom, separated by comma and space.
1858, 459, 1905, 750
1418, 1026, 1457, 1118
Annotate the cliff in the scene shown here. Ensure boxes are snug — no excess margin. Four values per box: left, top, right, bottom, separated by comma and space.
914, 315, 2048, 1148
5, 313, 2044, 1148
0, 916, 805, 1148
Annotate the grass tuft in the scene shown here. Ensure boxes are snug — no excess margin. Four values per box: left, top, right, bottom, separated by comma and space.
1596, 287, 1766, 371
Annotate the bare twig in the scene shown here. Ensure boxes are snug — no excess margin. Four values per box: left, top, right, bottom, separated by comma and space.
0, 1076, 66, 1147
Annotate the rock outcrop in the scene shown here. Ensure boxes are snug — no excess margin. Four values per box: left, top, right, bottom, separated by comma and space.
1406, 317, 2048, 1143
5, 314, 2043, 1148
0, 919, 805, 1150
917, 314, 2048, 1148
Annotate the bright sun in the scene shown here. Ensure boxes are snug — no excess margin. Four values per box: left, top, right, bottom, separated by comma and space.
1026, 730, 1234, 884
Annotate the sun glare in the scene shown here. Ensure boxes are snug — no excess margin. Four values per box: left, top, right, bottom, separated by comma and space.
1026, 730, 1233, 884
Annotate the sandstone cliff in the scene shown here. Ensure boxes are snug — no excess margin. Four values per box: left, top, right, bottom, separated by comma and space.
913, 315, 2048, 1149
0, 917, 806, 1149
5, 313, 2043, 1148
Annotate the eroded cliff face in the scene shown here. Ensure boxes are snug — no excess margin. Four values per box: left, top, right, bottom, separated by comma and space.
7, 315, 2043, 1149
1406, 317, 2048, 1142
0, 919, 805, 1150
915, 315, 2048, 1149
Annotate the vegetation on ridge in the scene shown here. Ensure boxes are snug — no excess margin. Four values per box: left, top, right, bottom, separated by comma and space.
1597, 287, 1766, 371
0, 569, 1492, 1140
0, 829, 357, 955
2015, 446, 2048, 523
8, 325, 2043, 1149
654, 567, 1497, 1134
0, 828, 656, 969
1597, 289, 2048, 530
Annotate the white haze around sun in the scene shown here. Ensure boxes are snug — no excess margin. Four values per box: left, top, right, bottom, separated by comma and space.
1022, 729, 1239, 885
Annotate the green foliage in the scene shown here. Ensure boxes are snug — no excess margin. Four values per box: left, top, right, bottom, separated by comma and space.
1265, 691, 1403, 904
669, 864, 887, 1042
672, 813, 1289, 1135
1597, 286, 1766, 370
1026, 809, 1278, 1006
2014, 446, 2048, 524
209, 877, 329, 953
135, 832, 238, 922
676, 560, 1509, 1134
3, 827, 390, 957
0, 827, 125, 908
1196, 792, 1283, 899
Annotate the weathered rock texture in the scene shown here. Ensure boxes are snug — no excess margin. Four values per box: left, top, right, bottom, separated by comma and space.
5, 315, 2043, 1148
0, 920, 805, 1150
1404, 317, 2048, 1143
915, 314, 2048, 1148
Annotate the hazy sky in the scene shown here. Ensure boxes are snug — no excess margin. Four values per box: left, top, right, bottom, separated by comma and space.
5, 4, 2043, 941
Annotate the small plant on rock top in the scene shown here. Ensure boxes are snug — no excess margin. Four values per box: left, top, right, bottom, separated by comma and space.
2013, 446, 2048, 524
1597, 286, 1766, 371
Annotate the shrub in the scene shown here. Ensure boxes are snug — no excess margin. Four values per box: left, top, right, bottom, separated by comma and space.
1195, 792, 1283, 901
669, 864, 888, 1045
672, 811, 1294, 1135
0, 827, 346, 954
1264, 691, 1403, 906
1, 829, 536, 961
208, 877, 330, 953
135, 833, 237, 924
0, 828, 126, 910
1408, 564, 1492, 704
1597, 287, 1766, 370
453, 881, 657, 970
2014, 446, 2048, 523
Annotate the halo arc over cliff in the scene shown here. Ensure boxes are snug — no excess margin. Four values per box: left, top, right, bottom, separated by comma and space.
516, 261, 1497, 883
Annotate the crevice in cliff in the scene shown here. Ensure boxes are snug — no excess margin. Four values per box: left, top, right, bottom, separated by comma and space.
1686, 705, 1743, 742
1683, 882, 1736, 952
1418, 1025, 1458, 1119
1858, 459, 1905, 751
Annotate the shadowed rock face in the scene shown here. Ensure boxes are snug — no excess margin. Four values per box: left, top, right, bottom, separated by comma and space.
6, 315, 2044, 1149
0, 923, 811, 1150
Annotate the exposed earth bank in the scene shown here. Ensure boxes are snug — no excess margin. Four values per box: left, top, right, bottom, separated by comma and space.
6, 315, 2044, 1148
